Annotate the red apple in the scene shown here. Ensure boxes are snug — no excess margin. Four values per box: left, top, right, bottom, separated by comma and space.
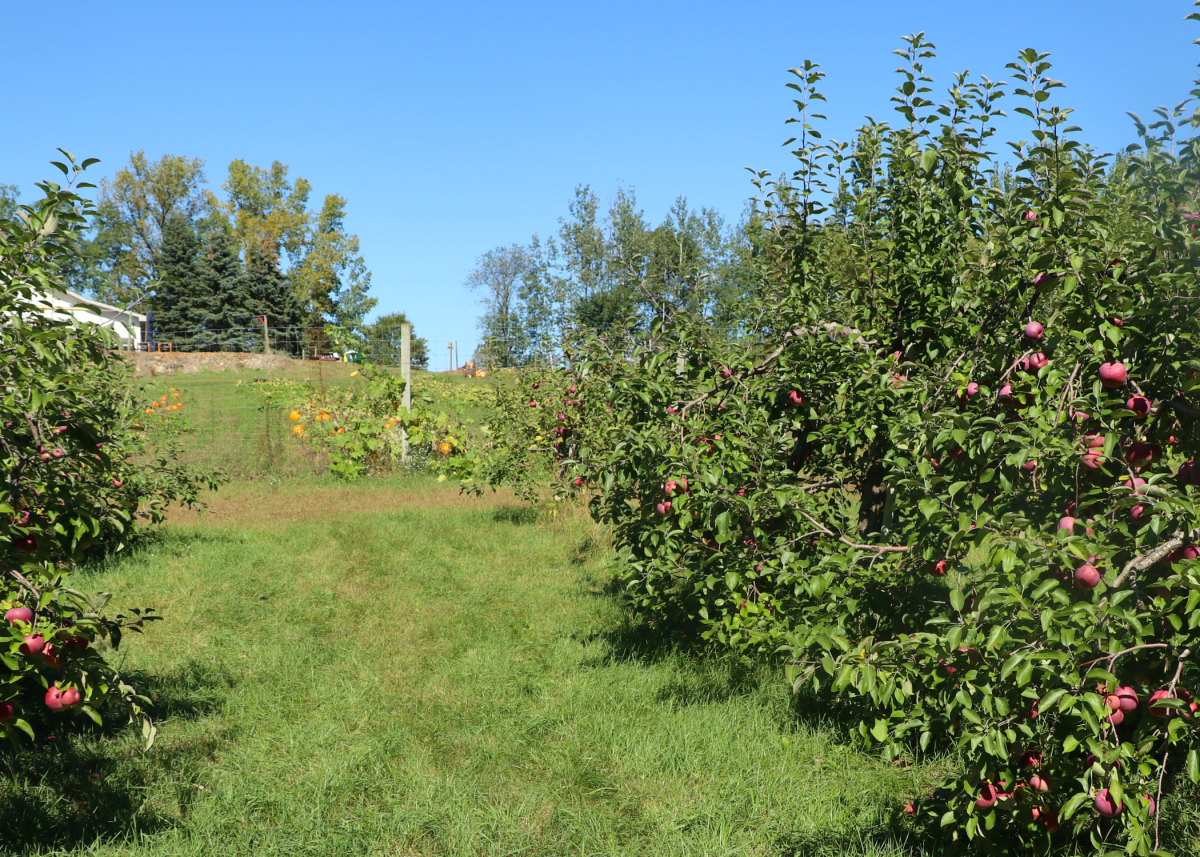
12, 536, 37, 553
928, 560, 949, 577
1180, 460, 1200, 486
1021, 460, 1037, 472
19, 634, 45, 656
1057, 516, 1075, 533
720, 367, 732, 379
1130, 504, 1147, 522
528, 401, 537, 408
1126, 395, 1151, 418
1115, 686, 1139, 712
1094, 788, 1122, 817
1029, 352, 1049, 370
1019, 750, 1043, 769
1126, 442, 1160, 467
656, 501, 672, 515
0, 702, 12, 723
1028, 775, 1050, 792
1107, 708, 1125, 726
997, 383, 1013, 400
665, 480, 681, 495
1169, 545, 1200, 564
531, 382, 539, 389
1032, 805, 1060, 832
787, 390, 805, 406
1075, 564, 1101, 589
1148, 688, 1183, 717
976, 783, 998, 809
1098, 362, 1127, 388
44, 686, 63, 711
1033, 272, 1052, 287
1113, 317, 1124, 327
1022, 210, 1037, 221
1122, 476, 1147, 493
4, 607, 32, 625
572, 477, 584, 487
1024, 321, 1044, 340
59, 686, 81, 708
1141, 794, 1157, 816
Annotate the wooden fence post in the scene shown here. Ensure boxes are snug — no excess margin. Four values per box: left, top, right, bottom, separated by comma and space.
401, 323, 412, 463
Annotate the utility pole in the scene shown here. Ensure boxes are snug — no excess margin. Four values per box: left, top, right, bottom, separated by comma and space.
447, 341, 454, 373
401, 323, 411, 463
260, 316, 271, 355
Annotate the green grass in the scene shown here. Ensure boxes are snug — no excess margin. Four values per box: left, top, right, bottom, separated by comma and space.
1, 476, 939, 857
131, 365, 496, 478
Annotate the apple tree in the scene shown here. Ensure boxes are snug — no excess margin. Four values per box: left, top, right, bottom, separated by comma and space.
479, 26, 1200, 855
1, 155, 217, 748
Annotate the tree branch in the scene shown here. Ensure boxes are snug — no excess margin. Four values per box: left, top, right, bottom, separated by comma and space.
1111, 534, 1185, 590
799, 510, 909, 553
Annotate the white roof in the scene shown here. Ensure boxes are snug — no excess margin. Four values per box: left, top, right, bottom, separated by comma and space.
23, 289, 137, 340
49, 288, 147, 321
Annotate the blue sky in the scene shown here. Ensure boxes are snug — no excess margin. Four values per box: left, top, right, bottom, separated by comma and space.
4, 1, 1198, 366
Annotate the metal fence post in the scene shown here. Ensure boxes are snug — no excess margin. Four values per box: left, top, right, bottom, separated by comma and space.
401, 322, 412, 463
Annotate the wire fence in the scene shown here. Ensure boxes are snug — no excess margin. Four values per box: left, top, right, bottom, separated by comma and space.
139, 325, 481, 374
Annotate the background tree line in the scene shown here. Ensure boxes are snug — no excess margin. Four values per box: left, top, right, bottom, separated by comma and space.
6, 153, 428, 365
464, 185, 763, 368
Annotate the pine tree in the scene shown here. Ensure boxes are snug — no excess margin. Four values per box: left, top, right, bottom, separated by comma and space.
244, 242, 301, 350
150, 214, 203, 340
195, 228, 249, 351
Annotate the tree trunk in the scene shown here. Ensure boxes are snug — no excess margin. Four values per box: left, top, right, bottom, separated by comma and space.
857, 437, 889, 540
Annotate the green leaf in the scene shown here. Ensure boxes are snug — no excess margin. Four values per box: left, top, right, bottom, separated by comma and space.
13, 718, 35, 741
871, 718, 888, 742
1061, 791, 1088, 820
1189, 747, 1199, 783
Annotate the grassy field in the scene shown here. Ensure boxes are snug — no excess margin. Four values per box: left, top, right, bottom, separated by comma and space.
1, 476, 938, 857
129, 362, 499, 478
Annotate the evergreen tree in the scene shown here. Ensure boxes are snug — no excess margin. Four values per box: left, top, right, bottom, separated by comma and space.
195, 228, 249, 350
150, 214, 204, 339
244, 242, 301, 349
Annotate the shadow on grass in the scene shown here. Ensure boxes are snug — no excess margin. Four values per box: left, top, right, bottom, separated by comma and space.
0, 658, 236, 853
491, 505, 542, 526
774, 822, 945, 857
75, 527, 244, 577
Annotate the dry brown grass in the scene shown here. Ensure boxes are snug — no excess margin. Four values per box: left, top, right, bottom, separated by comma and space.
165, 477, 518, 530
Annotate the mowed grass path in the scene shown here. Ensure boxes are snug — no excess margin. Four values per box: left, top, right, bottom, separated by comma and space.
8, 478, 930, 857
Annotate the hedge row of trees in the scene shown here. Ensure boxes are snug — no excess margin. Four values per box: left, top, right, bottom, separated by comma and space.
58, 152, 378, 340
463, 186, 760, 368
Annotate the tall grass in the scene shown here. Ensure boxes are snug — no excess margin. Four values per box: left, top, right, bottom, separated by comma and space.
4, 477, 939, 857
